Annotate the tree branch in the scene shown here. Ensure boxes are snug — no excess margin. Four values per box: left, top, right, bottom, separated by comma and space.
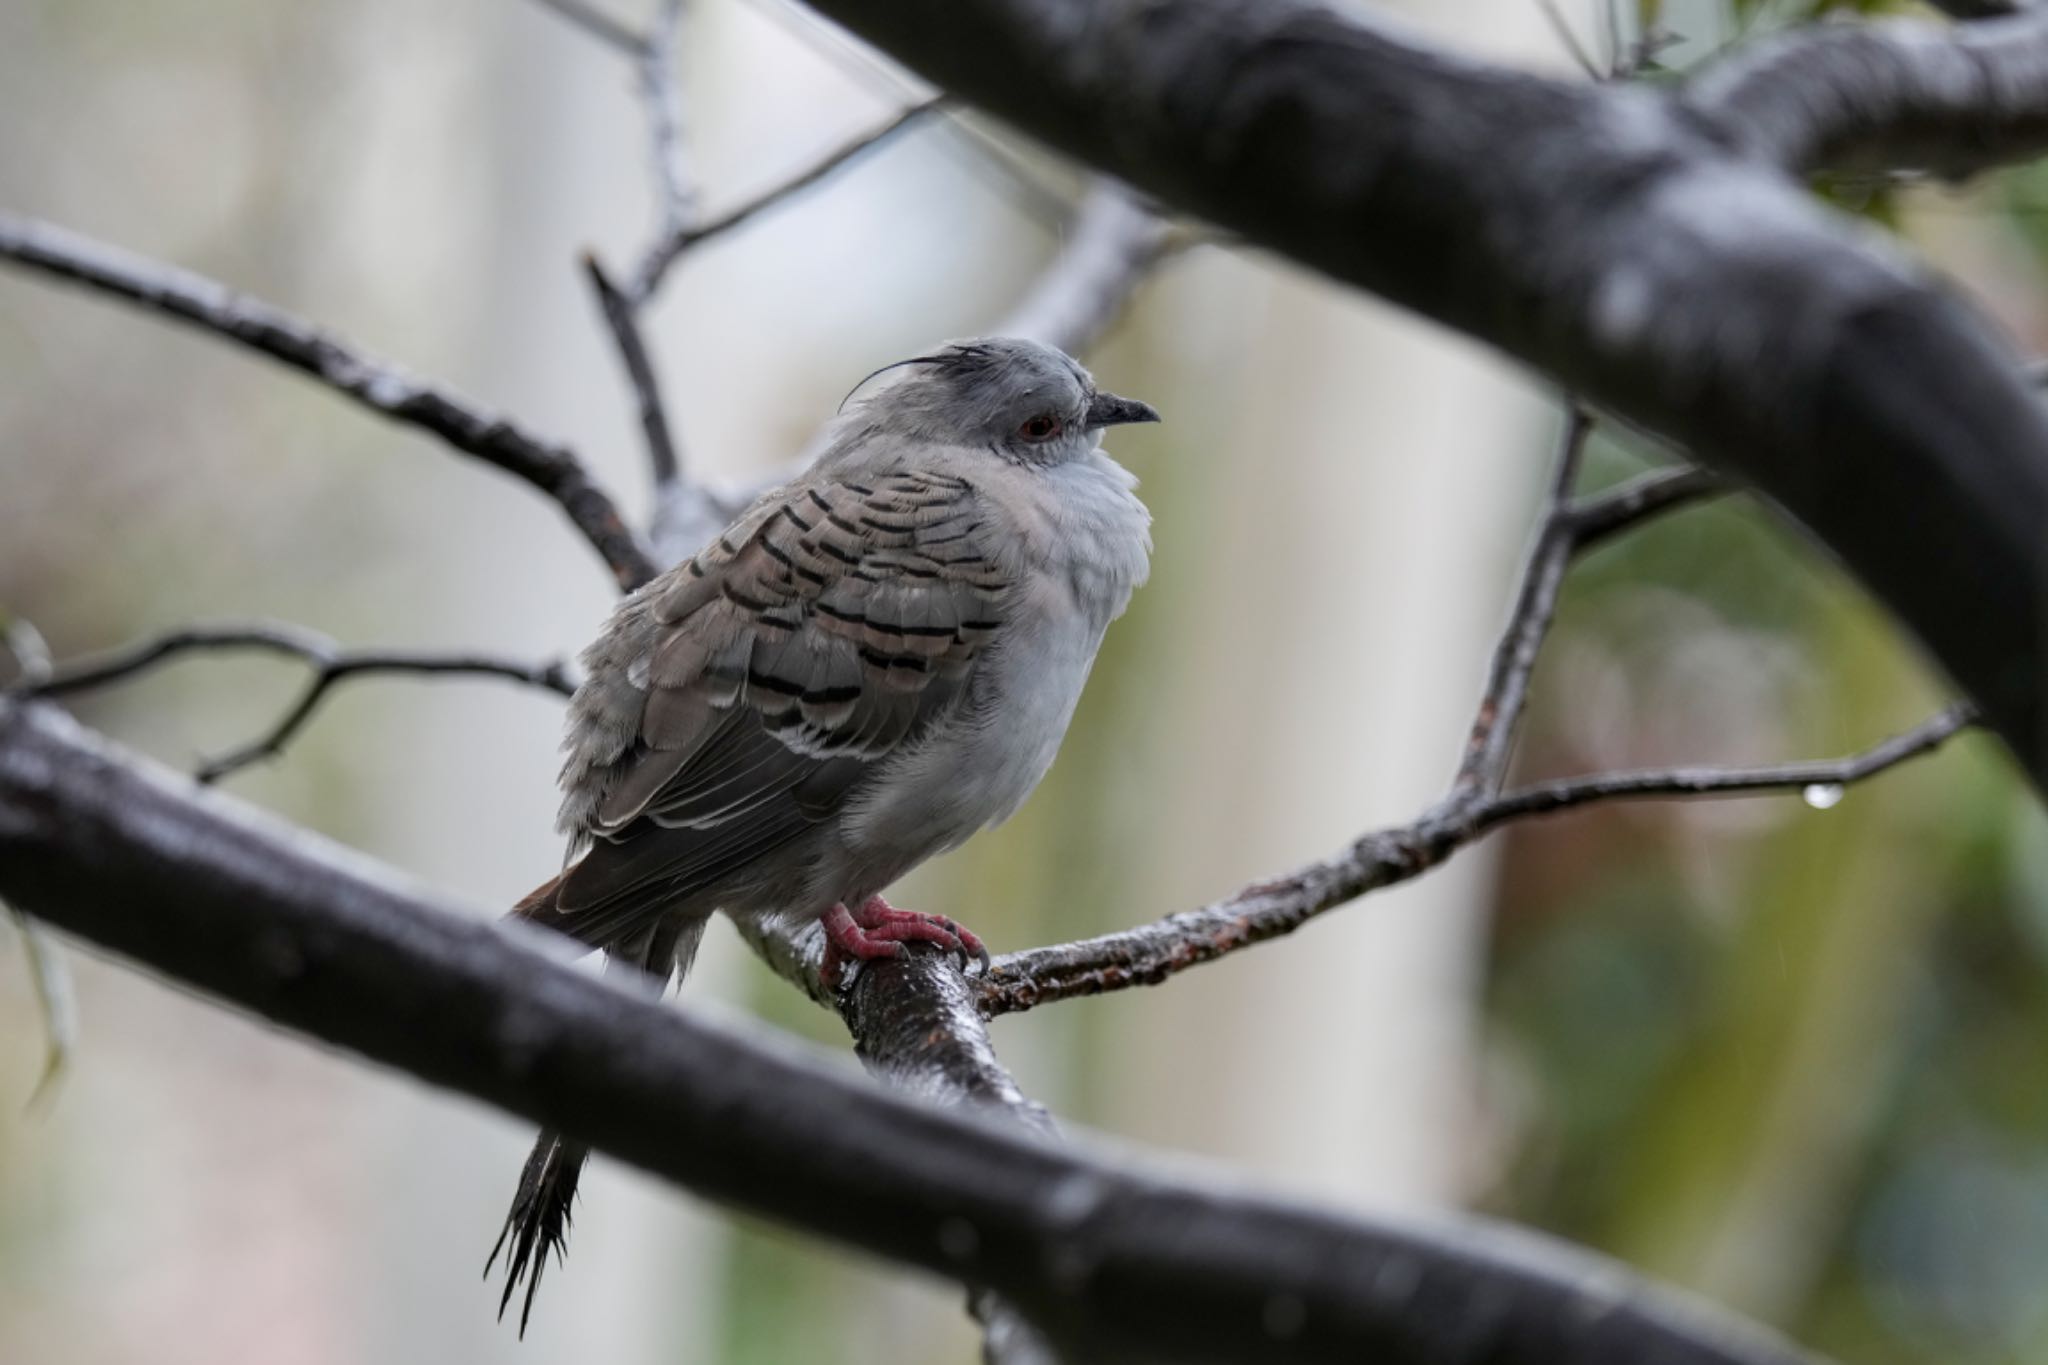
527, 0, 644, 53
980, 706, 1975, 1017
0, 697, 1825, 1365
9, 904, 76, 1108
551, 5, 941, 544
1685, 9, 2048, 175
1925, 1, 2029, 19
993, 179, 1182, 357
655, 172, 1181, 563
1479, 704, 1977, 821
1565, 465, 1726, 549
583, 254, 683, 493
0, 212, 658, 591
1453, 407, 1593, 796
1456, 427, 1725, 795
21, 620, 573, 783
626, 98, 947, 303
0, 616, 73, 1108
791, 0, 2048, 790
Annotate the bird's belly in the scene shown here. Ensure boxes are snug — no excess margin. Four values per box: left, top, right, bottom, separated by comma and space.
836, 605, 1105, 887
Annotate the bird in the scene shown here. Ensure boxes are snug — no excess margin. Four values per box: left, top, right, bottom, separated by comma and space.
486, 336, 1158, 1331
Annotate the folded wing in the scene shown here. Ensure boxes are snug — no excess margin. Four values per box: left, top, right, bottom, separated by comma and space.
526, 470, 1009, 950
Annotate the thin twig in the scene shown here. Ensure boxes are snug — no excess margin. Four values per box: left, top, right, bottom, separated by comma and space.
526, 0, 645, 52
192, 650, 575, 784
559, 5, 941, 539
627, 99, 947, 302
1536, 0, 1602, 79
1477, 703, 1977, 824
0, 619, 72, 1107
637, 0, 696, 266
1454, 405, 1593, 795
0, 615, 52, 689
11, 906, 76, 1109
981, 705, 1976, 1016
745, 0, 1072, 229
23, 621, 574, 784
993, 179, 1182, 356
659, 171, 1181, 548
0, 212, 658, 591
1460, 428, 1724, 796
559, 0, 696, 512
1567, 465, 1725, 548
1603, 0, 1626, 76
584, 254, 683, 492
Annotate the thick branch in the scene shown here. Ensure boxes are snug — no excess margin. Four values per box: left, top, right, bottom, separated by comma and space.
982, 706, 1975, 1016
793, 0, 2048, 786
1687, 9, 2048, 174
733, 852, 1060, 1360
1926, 1, 2029, 18
24, 620, 573, 783
0, 212, 658, 591
0, 698, 1822, 1365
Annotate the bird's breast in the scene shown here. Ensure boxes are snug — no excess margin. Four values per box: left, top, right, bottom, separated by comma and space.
835, 567, 1119, 874
998, 452, 1153, 626
826, 450, 1150, 887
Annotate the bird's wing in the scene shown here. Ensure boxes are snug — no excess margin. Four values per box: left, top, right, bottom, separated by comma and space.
539, 468, 1008, 947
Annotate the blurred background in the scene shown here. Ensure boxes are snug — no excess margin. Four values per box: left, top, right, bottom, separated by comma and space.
1, 0, 2042, 1361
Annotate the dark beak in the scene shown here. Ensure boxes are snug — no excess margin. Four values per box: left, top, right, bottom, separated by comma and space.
1084, 391, 1162, 428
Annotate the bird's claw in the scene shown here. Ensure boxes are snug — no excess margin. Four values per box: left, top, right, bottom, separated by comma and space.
819, 898, 989, 986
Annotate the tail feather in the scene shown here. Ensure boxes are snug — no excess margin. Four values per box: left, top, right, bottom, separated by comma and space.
510, 869, 566, 922
486, 1129, 589, 1338
486, 911, 701, 1333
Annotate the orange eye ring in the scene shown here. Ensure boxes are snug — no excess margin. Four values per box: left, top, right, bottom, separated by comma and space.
1019, 415, 1059, 441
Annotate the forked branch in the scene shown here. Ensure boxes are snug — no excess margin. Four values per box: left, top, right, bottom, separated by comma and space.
974, 409, 1966, 1015
981, 705, 1975, 1015
21, 620, 573, 784
0, 212, 657, 591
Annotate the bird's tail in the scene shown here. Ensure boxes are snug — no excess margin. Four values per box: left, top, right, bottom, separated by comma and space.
486, 1128, 588, 1337
509, 867, 567, 922
486, 898, 701, 1334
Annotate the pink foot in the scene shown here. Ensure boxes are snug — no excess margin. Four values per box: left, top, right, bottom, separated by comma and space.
819, 896, 990, 988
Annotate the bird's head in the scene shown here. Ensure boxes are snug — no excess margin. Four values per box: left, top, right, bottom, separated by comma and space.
840, 336, 1160, 466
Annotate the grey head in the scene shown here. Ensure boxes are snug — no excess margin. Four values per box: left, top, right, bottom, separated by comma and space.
840, 336, 1160, 466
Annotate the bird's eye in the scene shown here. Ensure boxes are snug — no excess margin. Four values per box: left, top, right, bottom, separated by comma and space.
1019, 415, 1060, 441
